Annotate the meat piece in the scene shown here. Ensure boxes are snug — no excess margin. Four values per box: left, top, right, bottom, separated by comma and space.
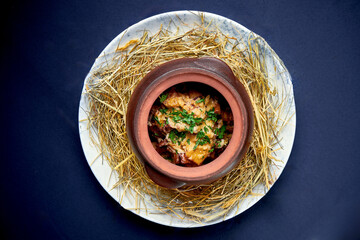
148, 105, 160, 121
214, 119, 224, 130
215, 146, 226, 157
148, 124, 165, 138
158, 139, 168, 147
209, 150, 216, 159
179, 153, 197, 167
214, 102, 221, 114
226, 125, 234, 132
188, 90, 202, 100
167, 146, 180, 164
161, 124, 171, 134
152, 142, 168, 155
221, 109, 233, 123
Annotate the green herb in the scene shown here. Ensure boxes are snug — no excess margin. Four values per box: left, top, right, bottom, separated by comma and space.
159, 108, 168, 114
154, 133, 159, 136
168, 109, 207, 135
172, 115, 182, 123
179, 132, 186, 142
159, 93, 168, 103
169, 129, 186, 145
166, 118, 169, 125
169, 110, 182, 122
205, 123, 213, 130
182, 112, 203, 126
206, 108, 219, 122
187, 139, 190, 145
169, 130, 177, 144
188, 125, 194, 134
204, 126, 209, 133
197, 130, 205, 139
154, 116, 161, 126
193, 140, 200, 150
196, 98, 205, 103
217, 125, 226, 139
193, 130, 211, 150
209, 148, 214, 153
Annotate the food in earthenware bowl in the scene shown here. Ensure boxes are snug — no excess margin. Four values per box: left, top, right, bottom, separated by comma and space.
148, 83, 234, 167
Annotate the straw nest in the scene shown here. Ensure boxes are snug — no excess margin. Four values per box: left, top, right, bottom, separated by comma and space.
83, 14, 293, 224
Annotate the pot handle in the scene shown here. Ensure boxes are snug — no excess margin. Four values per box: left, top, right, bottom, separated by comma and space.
144, 164, 186, 189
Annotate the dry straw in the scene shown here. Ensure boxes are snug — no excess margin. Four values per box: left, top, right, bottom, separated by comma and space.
84, 13, 292, 224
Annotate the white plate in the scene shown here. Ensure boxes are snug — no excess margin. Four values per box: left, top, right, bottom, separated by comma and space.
78, 11, 296, 228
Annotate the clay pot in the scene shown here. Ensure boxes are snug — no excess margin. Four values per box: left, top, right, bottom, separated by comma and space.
126, 57, 254, 188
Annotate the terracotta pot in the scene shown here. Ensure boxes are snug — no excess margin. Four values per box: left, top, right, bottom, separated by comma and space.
126, 57, 254, 188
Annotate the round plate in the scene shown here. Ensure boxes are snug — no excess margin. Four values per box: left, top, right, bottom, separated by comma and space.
78, 11, 296, 228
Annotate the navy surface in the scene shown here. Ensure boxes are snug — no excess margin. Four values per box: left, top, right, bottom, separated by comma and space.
2, 0, 360, 239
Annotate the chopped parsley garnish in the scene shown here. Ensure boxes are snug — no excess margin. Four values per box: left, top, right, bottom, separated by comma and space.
206, 108, 220, 122
169, 129, 186, 145
215, 125, 226, 139
181, 113, 203, 126
203, 126, 209, 133
159, 108, 168, 114
154, 116, 161, 126
197, 130, 206, 139
209, 148, 214, 153
172, 115, 182, 123
187, 139, 190, 145
187, 125, 194, 134
159, 93, 168, 103
169, 130, 177, 144
166, 118, 169, 125
168, 109, 203, 132
193, 141, 200, 150
179, 132, 186, 142
193, 130, 211, 150
196, 98, 205, 103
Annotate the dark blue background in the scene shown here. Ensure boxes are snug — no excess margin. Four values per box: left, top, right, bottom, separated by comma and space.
2, 0, 360, 239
